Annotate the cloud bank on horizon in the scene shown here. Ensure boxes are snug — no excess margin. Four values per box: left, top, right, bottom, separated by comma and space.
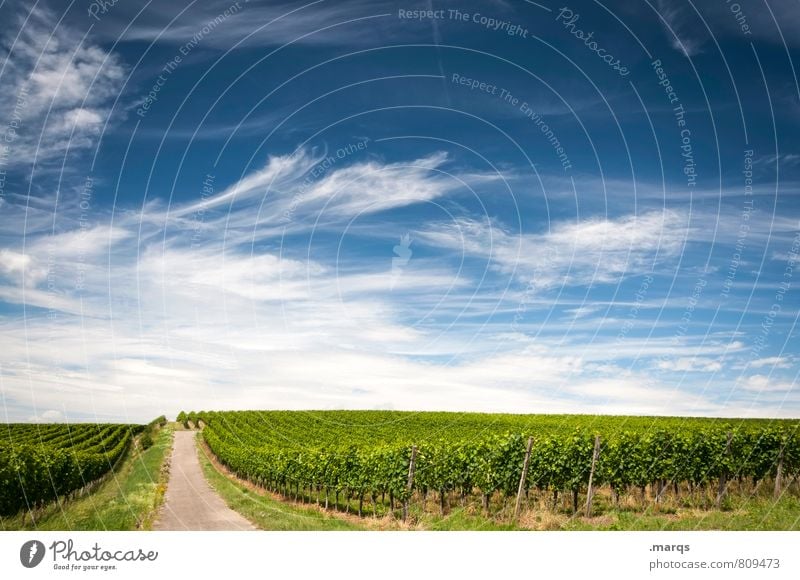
0, 0, 798, 423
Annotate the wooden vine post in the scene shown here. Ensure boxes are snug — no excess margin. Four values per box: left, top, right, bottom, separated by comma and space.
513, 437, 535, 521
402, 445, 417, 522
716, 431, 733, 508
585, 435, 601, 518
774, 446, 784, 499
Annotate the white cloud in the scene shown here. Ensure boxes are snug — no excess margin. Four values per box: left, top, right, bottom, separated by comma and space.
170, 150, 316, 219
0, 201, 741, 422
0, 249, 32, 278
0, 7, 127, 166
0, 132, 794, 422
28, 409, 66, 423
737, 375, 797, 393
168, 149, 498, 235
117, 1, 417, 49
2, 312, 756, 421
0, 224, 132, 314
748, 356, 794, 369
563, 306, 602, 319
656, 0, 704, 57
417, 210, 687, 288
656, 357, 722, 373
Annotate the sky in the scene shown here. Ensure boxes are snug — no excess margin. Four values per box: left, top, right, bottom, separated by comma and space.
0, 0, 798, 423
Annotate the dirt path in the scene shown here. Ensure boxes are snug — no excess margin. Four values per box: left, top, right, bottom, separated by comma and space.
154, 430, 255, 530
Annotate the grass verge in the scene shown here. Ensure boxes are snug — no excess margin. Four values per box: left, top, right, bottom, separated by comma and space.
558, 495, 800, 531
0, 425, 173, 531
196, 435, 362, 530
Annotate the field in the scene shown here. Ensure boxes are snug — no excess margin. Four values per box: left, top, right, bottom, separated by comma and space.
2, 411, 798, 531
0, 417, 165, 519
1, 424, 173, 530
196, 410, 800, 527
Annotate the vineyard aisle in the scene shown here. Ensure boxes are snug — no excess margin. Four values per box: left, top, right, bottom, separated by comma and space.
154, 430, 255, 531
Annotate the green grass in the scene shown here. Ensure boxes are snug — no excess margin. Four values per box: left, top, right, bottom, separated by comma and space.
0, 425, 173, 531
196, 435, 362, 530
560, 495, 800, 531
415, 507, 518, 530
383, 494, 800, 531
415, 489, 800, 531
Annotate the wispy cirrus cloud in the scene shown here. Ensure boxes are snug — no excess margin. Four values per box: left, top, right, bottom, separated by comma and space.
656, 356, 722, 373
655, 0, 704, 57
164, 148, 501, 238
746, 356, 795, 370
0, 7, 126, 168
416, 210, 688, 288
114, 0, 402, 49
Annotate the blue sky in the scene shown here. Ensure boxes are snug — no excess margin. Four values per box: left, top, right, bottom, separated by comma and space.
0, 0, 798, 422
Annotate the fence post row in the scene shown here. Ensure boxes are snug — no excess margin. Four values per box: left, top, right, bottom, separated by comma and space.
774, 446, 784, 499
716, 431, 733, 508
585, 435, 601, 518
514, 437, 535, 521
402, 445, 417, 522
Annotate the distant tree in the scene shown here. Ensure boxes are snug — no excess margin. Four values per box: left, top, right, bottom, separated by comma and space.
149, 415, 167, 428
177, 411, 190, 429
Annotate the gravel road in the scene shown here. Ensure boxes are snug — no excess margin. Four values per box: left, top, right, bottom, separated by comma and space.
154, 430, 255, 530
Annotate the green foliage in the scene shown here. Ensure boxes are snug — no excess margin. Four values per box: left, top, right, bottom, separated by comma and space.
1, 426, 174, 531
195, 410, 800, 518
140, 432, 154, 450
149, 416, 167, 428
0, 424, 138, 516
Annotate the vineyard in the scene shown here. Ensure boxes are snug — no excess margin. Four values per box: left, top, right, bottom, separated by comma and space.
0, 422, 145, 516
196, 410, 800, 520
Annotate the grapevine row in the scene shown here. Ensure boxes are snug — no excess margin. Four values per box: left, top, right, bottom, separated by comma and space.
197, 410, 800, 518
0, 423, 144, 516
